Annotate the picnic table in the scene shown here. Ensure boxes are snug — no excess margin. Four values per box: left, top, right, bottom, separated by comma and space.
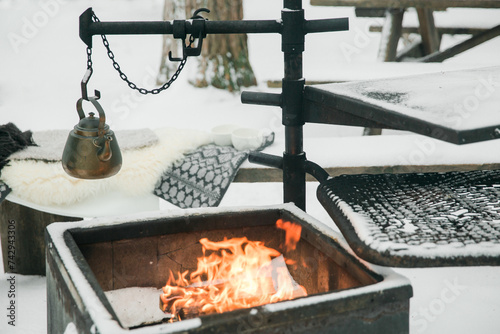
311, 0, 500, 62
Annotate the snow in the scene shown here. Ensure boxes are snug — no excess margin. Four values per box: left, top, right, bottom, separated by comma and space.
316, 67, 500, 131
262, 268, 410, 313
335, 194, 500, 259
1, 0, 500, 333
242, 133, 500, 169
104, 287, 170, 328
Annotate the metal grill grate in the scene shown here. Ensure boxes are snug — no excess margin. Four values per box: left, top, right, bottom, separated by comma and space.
317, 170, 500, 267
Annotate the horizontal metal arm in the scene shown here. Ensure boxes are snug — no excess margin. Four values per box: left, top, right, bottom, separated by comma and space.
249, 152, 284, 169
241, 91, 282, 107
305, 18, 349, 34
90, 20, 282, 36
80, 7, 348, 47
303, 160, 329, 183
249, 152, 330, 183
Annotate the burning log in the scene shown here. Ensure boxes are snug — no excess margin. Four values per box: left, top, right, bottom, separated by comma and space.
159, 296, 201, 320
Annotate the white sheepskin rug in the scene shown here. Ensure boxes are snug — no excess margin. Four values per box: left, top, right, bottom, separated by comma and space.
1, 128, 212, 206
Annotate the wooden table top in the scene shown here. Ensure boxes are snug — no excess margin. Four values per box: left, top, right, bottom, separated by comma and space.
311, 0, 500, 9
303, 66, 500, 144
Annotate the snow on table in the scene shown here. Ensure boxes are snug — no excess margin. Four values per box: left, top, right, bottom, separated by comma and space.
305, 66, 500, 144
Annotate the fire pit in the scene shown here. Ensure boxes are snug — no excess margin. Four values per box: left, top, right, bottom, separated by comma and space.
46, 204, 411, 333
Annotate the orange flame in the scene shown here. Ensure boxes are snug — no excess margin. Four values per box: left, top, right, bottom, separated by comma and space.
160, 220, 306, 320
275, 219, 302, 252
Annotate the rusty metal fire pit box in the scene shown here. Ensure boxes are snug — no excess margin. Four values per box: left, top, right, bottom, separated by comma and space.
46, 204, 412, 333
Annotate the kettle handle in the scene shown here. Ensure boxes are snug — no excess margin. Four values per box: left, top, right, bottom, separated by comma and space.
76, 96, 107, 138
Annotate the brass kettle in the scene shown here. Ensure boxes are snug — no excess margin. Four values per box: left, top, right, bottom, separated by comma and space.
62, 95, 122, 179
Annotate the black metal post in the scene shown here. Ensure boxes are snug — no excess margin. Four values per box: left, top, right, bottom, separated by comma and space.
281, 0, 306, 210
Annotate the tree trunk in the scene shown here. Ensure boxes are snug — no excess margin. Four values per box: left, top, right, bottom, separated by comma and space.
158, 0, 257, 92
157, 0, 185, 84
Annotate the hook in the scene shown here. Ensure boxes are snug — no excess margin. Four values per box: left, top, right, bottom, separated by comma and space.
168, 50, 184, 62
191, 8, 210, 19
185, 33, 204, 57
81, 68, 100, 100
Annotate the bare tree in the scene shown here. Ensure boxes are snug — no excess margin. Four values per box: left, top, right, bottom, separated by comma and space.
158, 0, 256, 92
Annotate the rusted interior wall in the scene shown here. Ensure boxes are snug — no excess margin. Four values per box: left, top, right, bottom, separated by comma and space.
79, 224, 367, 294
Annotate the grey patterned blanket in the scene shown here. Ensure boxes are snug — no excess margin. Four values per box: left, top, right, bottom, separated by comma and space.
154, 132, 274, 208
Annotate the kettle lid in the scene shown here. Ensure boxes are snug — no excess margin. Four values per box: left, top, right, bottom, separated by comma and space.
77, 112, 101, 129
74, 112, 109, 137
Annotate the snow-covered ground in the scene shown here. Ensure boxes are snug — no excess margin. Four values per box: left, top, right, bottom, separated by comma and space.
1, 0, 500, 333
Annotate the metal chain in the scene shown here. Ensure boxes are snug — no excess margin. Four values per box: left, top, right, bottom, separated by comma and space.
86, 12, 189, 95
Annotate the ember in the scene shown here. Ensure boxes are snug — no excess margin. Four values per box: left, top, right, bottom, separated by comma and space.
159, 220, 307, 321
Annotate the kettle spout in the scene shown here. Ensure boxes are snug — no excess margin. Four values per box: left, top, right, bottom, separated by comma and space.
94, 136, 113, 162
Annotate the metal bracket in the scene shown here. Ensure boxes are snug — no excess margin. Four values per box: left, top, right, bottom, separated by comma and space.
168, 8, 210, 62
79, 8, 94, 48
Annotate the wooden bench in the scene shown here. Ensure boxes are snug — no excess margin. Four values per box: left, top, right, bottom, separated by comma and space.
311, 0, 500, 62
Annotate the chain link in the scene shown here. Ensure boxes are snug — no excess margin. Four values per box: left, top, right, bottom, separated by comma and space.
87, 12, 188, 95
86, 47, 93, 70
